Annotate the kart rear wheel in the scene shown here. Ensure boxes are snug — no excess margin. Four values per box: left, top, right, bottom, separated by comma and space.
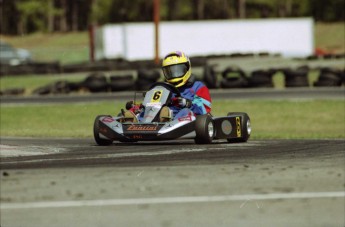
227, 112, 251, 143
194, 114, 214, 144
93, 115, 113, 146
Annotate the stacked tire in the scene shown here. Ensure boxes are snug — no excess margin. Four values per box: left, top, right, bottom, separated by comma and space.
314, 67, 344, 87
109, 75, 135, 92
82, 72, 108, 93
136, 69, 160, 91
248, 69, 275, 88
220, 67, 248, 88
283, 66, 309, 87
202, 64, 218, 88
32, 80, 74, 95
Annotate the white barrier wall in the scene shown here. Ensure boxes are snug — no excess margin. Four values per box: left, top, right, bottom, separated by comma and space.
95, 18, 314, 61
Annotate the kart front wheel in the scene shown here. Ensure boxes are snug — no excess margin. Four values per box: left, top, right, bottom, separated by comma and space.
93, 115, 113, 146
227, 112, 251, 143
194, 114, 214, 144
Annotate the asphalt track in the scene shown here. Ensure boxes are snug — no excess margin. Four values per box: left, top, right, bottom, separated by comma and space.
1, 88, 345, 227
1, 138, 344, 227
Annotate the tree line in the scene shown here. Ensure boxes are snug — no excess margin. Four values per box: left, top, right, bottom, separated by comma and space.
0, 0, 344, 35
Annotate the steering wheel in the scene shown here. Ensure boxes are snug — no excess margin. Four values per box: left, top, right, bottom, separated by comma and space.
149, 82, 181, 97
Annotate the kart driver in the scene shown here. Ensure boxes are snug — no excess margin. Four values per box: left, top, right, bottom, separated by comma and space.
124, 51, 212, 122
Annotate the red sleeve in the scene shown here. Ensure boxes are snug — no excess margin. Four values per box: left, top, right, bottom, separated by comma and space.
195, 85, 212, 113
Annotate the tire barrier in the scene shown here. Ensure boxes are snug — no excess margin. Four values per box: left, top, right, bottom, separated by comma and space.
313, 67, 344, 87
28, 70, 153, 96
220, 67, 248, 88
32, 85, 52, 95
283, 66, 309, 87
248, 69, 275, 88
53, 80, 73, 94
68, 81, 83, 92
203, 64, 218, 88
82, 72, 108, 93
307, 53, 345, 60
136, 69, 160, 90
0, 87, 25, 96
109, 75, 135, 92
32, 80, 72, 95
9, 62, 344, 96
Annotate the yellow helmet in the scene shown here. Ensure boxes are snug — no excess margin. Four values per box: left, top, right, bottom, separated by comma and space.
162, 51, 191, 87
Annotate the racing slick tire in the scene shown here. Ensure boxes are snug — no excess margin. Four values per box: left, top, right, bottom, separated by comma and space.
283, 67, 309, 87
202, 64, 218, 89
248, 70, 274, 88
137, 69, 161, 81
109, 75, 135, 91
227, 112, 251, 143
83, 72, 108, 93
93, 115, 113, 146
194, 114, 214, 144
313, 67, 343, 87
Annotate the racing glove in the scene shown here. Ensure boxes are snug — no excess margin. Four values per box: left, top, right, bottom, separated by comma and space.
171, 97, 192, 108
125, 101, 142, 114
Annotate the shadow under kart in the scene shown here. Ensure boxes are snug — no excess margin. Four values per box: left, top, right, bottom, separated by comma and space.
94, 82, 251, 145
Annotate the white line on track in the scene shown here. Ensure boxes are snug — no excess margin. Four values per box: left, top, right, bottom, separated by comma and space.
1, 191, 344, 210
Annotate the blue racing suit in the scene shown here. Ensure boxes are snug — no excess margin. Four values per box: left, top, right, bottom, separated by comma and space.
170, 79, 212, 119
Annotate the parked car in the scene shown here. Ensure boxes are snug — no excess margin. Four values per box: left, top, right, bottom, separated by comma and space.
0, 40, 32, 65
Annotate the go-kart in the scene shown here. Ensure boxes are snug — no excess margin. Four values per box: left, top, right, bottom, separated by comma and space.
93, 82, 251, 145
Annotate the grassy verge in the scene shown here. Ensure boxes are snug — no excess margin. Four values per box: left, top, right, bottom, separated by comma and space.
0, 32, 90, 64
1, 100, 344, 139
315, 22, 345, 53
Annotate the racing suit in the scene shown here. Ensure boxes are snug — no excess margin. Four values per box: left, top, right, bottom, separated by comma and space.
170, 75, 212, 119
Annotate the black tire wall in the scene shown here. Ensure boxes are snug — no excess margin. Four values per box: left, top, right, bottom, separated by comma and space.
283, 66, 309, 87
220, 67, 248, 88
313, 67, 343, 87
136, 69, 161, 90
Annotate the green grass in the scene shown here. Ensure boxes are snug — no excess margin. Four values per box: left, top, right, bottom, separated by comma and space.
1, 100, 344, 139
215, 99, 345, 139
315, 22, 345, 53
0, 32, 90, 64
0, 102, 118, 138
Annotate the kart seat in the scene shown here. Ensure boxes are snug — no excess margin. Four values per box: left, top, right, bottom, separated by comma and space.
121, 110, 138, 123
159, 106, 172, 122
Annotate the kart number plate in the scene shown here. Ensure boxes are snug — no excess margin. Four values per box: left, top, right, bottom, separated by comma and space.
150, 90, 163, 103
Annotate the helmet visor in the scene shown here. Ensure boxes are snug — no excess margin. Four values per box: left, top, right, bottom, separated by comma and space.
162, 63, 188, 80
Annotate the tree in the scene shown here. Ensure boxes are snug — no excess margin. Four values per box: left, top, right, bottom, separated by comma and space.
16, 0, 45, 34
0, 0, 18, 34
0, 0, 343, 35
